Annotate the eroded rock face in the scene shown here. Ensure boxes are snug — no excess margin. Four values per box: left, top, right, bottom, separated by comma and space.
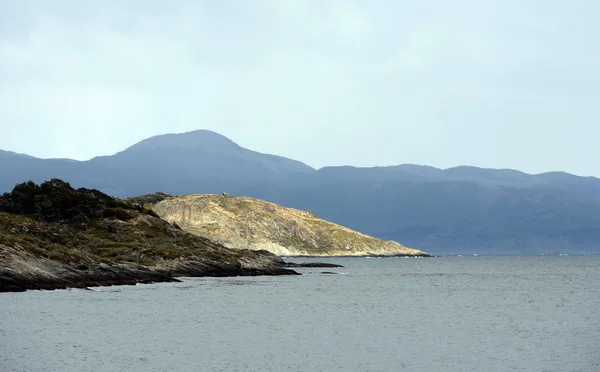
153, 194, 430, 257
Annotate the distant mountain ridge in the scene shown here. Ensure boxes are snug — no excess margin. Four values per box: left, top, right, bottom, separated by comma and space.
0, 130, 315, 196
2, 129, 600, 254
312, 165, 600, 201
110, 130, 315, 174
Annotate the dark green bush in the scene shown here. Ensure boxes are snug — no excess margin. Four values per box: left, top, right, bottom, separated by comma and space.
103, 208, 135, 221
0, 179, 157, 222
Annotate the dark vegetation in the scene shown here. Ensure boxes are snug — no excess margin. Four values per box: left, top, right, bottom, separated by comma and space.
0, 179, 158, 225
0, 179, 264, 265
126, 192, 173, 210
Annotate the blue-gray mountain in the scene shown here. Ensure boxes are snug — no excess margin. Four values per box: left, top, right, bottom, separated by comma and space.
2, 130, 599, 254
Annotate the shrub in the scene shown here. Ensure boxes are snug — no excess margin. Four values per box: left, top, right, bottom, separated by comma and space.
103, 208, 135, 221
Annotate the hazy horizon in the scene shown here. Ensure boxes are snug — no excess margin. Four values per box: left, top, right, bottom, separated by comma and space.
1, 1, 598, 176
0, 128, 596, 178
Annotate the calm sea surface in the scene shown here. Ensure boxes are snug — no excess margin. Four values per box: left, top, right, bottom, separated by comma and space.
1, 256, 599, 372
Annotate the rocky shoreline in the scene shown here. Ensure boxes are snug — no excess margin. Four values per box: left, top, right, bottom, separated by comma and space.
0, 244, 300, 292
3, 254, 447, 292
282, 253, 431, 258
0, 180, 307, 293
0, 251, 361, 292
284, 262, 345, 268
0, 179, 420, 293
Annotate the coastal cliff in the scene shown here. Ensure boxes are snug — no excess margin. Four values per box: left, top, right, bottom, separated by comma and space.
153, 194, 429, 257
0, 180, 298, 292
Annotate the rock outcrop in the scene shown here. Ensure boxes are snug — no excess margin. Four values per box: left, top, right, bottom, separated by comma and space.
0, 180, 298, 292
153, 194, 430, 257
0, 244, 297, 292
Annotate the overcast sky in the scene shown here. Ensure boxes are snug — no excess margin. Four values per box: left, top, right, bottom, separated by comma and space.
1, 1, 598, 175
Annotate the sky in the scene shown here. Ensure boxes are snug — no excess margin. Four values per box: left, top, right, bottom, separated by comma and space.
1, 1, 599, 176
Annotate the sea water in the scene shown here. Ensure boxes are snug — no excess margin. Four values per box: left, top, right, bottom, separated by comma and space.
1, 256, 599, 372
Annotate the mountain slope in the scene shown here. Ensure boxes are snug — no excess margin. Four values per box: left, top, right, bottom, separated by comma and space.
0, 150, 83, 193
0, 130, 315, 197
152, 194, 429, 257
309, 165, 600, 201
119, 130, 313, 173
264, 180, 600, 254
2, 129, 600, 255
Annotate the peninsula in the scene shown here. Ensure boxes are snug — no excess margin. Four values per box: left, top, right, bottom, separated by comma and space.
152, 194, 429, 257
0, 180, 298, 292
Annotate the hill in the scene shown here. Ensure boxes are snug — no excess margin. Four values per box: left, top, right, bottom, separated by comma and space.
0, 180, 298, 292
153, 194, 429, 257
2, 129, 600, 255
0, 130, 315, 197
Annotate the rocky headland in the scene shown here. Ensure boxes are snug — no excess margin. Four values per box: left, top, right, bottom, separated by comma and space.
0, 180, 298, 292
152, 194, 430, 257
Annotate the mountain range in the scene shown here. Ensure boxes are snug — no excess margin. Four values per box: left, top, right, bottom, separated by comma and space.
2, 129, 600, 255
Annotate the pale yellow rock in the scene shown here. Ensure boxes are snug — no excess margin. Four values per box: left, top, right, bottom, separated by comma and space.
153, 194, 429, 257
